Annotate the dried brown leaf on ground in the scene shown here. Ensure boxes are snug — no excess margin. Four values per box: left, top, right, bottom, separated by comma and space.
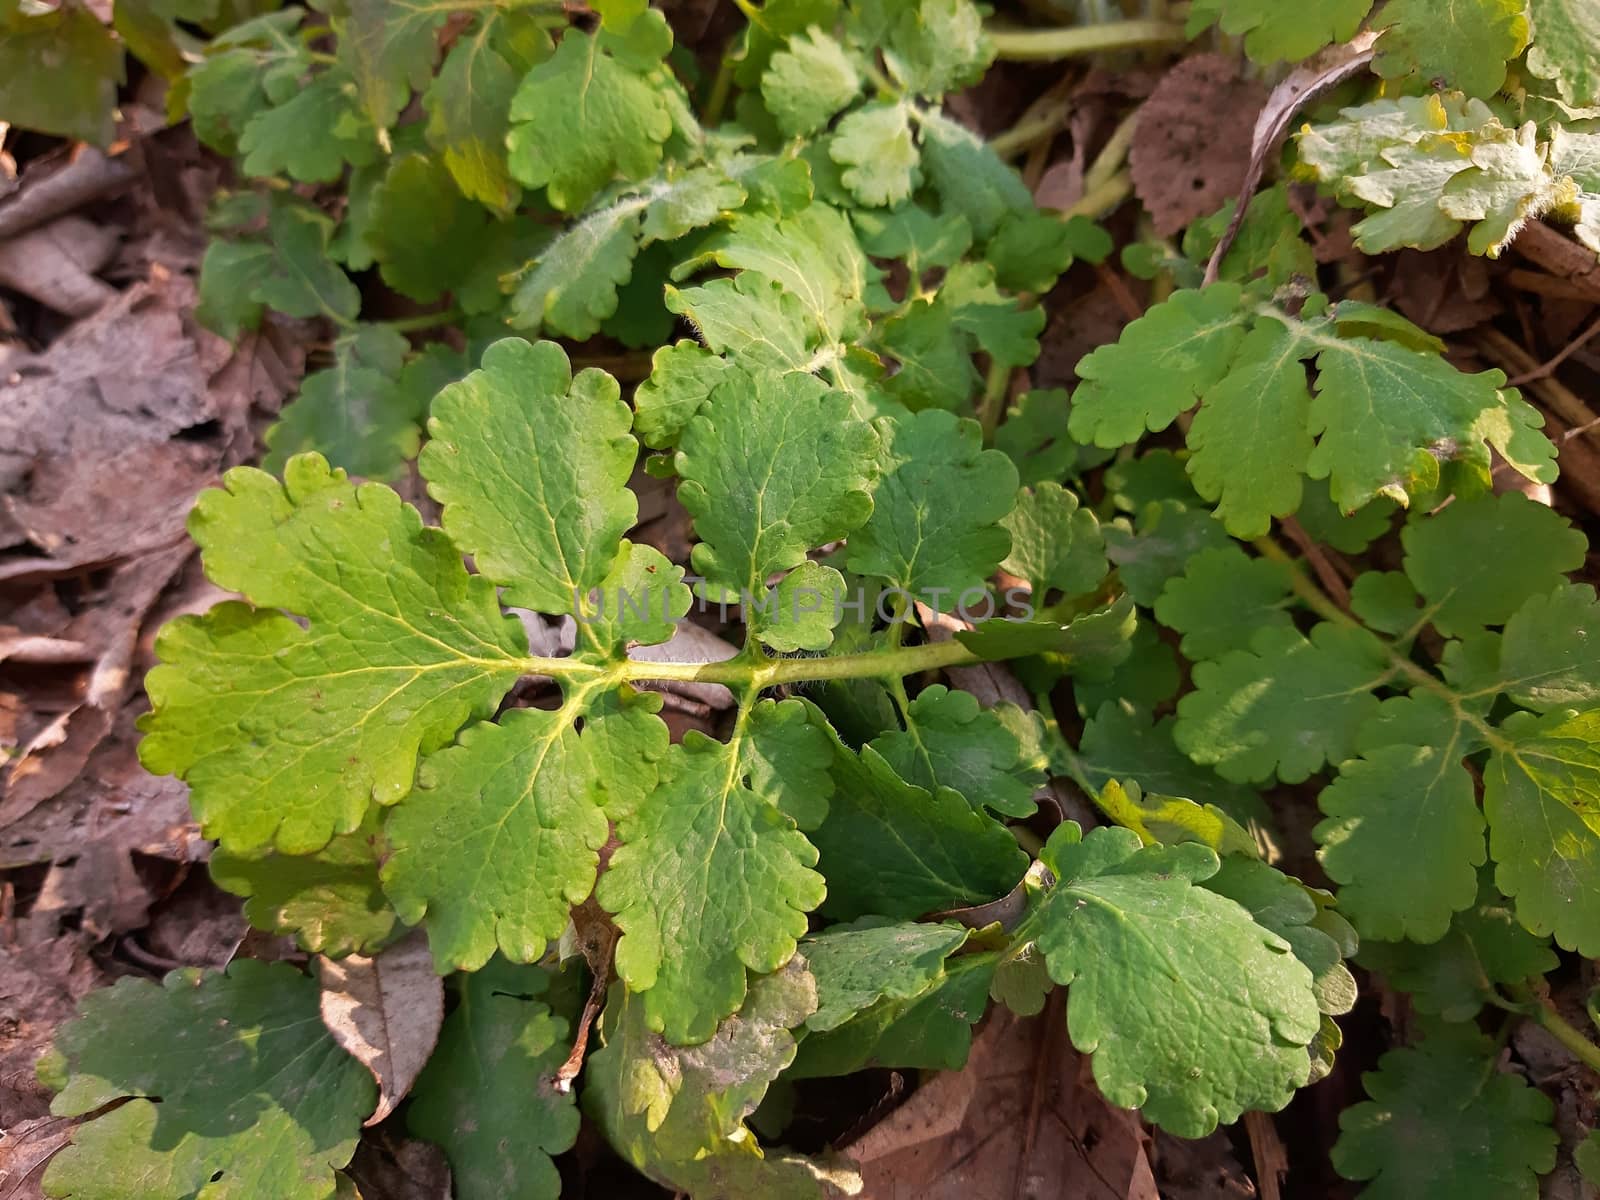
0, 268, 227, 502
0, 216, 119, 318
844, 1001, 1159, 1200
0, 694, 197, 875
0, 1114, 76, 1200
1130, 55, 1267, 237
0, 540, 192, 828
0, 440, 215, 583
137, 873, 249, 970
0, 929, 104, 1125
319, 931, 447, 1126
1150, 1129, 1259, 1199
1389, 250, 1501, 334
0, 145, 135, 244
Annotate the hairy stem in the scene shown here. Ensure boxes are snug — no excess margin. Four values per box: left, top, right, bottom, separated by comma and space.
515, 635, 992, 688
987, 19, 1188, 61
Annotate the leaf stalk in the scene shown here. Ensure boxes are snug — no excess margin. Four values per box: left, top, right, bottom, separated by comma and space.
987, 20, 1188, 61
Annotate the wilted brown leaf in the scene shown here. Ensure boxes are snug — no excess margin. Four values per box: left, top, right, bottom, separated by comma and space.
1131, 55, 1267, 237
845, 1000, 1158, 1200
0, 1114, 77, 1200
319, 931, 446, 1126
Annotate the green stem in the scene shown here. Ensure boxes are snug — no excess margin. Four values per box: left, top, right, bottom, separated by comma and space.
1083, 109, 1139, 196
1254, 534, 1509, 750
703, 51, 736, 127
1500, 984, 1600, 1075
380, 308, 461, 333
987, 20, 1188, 61
990, 100, 1072, 158
1062, 169, 1133, 220
977, 358, 1013, 442
517, 636, 990, 688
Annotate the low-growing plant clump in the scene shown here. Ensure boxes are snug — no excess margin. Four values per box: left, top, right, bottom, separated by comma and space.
9, 0, 1600, 1195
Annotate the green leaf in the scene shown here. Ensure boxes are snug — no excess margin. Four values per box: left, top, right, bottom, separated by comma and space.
1175, 622, 1390, 784
986, 212, 1112, 294
1293, 481, 1397, 554
336, 0, 447, 133
204, 203, 361, 330
264, 340, 420, 481
1069, 285, 1251, 448
677, 369, 879, 599
1486, 708, 1600, 956
186, 10, 310, 155
210, 817, 397, 957
846, 409, 1018, 604
239, 68, 379, 183
597, 733, 826, 1044
196, 240, 272, 340
877, 0, 992, 96
1308, 331, 1554, 513
1024, 824, 1320, 1138
381, 705, 615, 973
1077, 703, 1265, 828
1402, 492, 1587, 636
586, 962, 849, 1197
666, 277, 815, 372
1360, 874, 1557, 1020
633, 341, 737, 449
1499, 584, 1600, 712
1103, 499, 1231, 606
800, 916, 970, 1032
994, 388, 1102, 486
408, 962, 579, 1200
811, 743, 1029, 920
423, 13, 546, 212
1202, 856, 1358, 1022
1000, 482, 1107, 599
854, 203, 973, 272
689, 203, 869, 343
870, 684, 1043, 819
508, 201, 637, 337
940, 260, 1045, 368
1527, 0, 1600, 109
917, 108, 1033, 239
1316, 740, 1485, 942
830, 101, 921, 207
1184, 318, 1314, 537
1186, 0, 1376, 63
1153, 545, 1295, 661
367, 153, 489, 302
875, 297, 980, 411
1072, 622, 1181, 713
790, 951, 994, 1077
752, 561, 848, 653
43, 962, 374, 1200
139, 455, 526, 853
506, 13, 675, 211
1333, 1024, 1557, 1200
761, 27, 860, 136
1374, 0, 1530, 95
0, 4, 123, 145
422, 338, 646, 622
740, 698, 838, 830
